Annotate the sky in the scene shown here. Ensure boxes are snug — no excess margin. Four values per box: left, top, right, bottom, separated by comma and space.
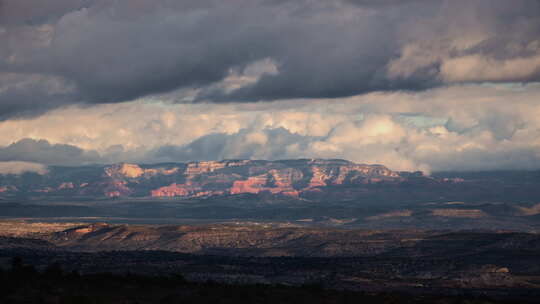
1, 0, 540, 174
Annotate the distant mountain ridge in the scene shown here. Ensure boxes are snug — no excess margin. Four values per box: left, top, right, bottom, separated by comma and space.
0, 159, 422, 199
2, 159, 540, 231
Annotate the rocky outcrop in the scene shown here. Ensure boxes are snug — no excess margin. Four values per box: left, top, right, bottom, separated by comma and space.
185, 160, 249, 175
305, 163, 400, 188
105, 163, 179, 179
105, 163, 145, 178
58, 182, 75, 190
151, 183, 192, 197
150, 183, 211, 197
230, 172, 299, 197
103, 181, 132, 198
307, 166, 332, 188
230, 175, 268, 195
0, 185, 18, 193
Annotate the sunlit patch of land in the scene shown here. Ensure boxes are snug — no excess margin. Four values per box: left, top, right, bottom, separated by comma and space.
0, 220, 84, 238
517, 203, 540, 216
366, 210, 413, 220
430, 209, 487, 218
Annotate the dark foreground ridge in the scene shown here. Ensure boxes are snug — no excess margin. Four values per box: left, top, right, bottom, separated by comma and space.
1, 222, 540, 302
2, 259, 531, 304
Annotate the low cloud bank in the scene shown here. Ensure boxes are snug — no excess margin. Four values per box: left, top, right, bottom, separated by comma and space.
0, 84, 539, 173
0, 161, 48, 175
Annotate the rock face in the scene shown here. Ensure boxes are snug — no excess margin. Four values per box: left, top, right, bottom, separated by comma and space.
144, 159, 402, 199
0, 159, 412, 199
105, 163, 179, 179
105, 163, 145, 178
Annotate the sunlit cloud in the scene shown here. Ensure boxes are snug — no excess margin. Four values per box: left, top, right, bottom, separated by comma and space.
0, 84, 538, 172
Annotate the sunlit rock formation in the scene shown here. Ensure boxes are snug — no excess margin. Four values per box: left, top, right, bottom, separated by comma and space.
0, 159, 421, 199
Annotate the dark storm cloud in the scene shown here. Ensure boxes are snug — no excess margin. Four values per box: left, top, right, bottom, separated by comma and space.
151, 128, 312, 162
1, 0, 539, 118
0, 138, 101, 165
0, 0, 92, 26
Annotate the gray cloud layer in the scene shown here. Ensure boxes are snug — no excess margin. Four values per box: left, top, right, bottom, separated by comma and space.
1, 0, 539, 118
0, 138, 101, 165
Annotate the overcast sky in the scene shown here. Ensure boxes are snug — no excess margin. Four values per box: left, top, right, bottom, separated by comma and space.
1, 0, 540, 173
